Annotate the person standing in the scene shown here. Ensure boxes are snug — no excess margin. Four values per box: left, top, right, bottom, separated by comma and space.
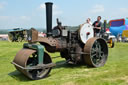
86, 18, 92, 25
80, 18, 92, 27
93, 16, 102, 36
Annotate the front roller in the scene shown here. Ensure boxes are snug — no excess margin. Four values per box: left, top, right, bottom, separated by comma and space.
83, 37, 108, 67
12, 44, 55, 80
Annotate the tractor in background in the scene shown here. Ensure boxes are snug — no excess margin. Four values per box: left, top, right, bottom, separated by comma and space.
100, 20, 115, 48
8, 28, 28, 42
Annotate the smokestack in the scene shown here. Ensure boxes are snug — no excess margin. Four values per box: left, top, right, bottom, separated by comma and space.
45, 2, 53, 36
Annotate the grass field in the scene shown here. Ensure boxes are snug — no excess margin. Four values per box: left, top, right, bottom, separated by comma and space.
0, 41, 128, 85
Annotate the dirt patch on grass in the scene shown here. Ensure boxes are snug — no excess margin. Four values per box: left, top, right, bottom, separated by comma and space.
62, 81, 77, 85
103, 76, 128, 83
121, 76, 128, 83
84, 69, 90, 71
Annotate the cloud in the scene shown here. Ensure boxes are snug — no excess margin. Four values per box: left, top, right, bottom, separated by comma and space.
53, 5, 63, 16
53, 10, 63, 16
20, 16, 31, 21
0, 16, 31, 22
0, 16, 32, 29
39, 3, 63, 16
0, 16, 9, 20
119, 8, 128, 13
40, 3, 45, 9
0, 2, 7, 9
91, 5, 104, 13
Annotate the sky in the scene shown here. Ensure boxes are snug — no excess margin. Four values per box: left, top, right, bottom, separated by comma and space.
0, 0, 128, 29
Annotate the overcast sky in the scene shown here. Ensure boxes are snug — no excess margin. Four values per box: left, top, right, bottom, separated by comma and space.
0, 0, 128, 29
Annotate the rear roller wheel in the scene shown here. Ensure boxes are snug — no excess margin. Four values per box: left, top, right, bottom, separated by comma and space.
83, 37, 108, 67
13, 49, 52, 80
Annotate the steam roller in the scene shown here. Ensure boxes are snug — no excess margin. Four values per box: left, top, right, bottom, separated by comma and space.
12, 2, 108, 80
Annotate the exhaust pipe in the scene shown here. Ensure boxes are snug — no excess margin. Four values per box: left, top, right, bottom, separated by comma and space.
45, 2, 53, 36
104, 20, 107, 32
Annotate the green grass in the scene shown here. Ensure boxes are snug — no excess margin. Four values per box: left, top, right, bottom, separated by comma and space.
0, 41, 128, 85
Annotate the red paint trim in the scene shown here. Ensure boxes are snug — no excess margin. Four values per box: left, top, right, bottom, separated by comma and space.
109, 19, 125, 26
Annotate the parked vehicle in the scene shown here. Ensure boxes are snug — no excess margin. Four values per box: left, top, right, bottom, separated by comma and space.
8, 28, 28, 42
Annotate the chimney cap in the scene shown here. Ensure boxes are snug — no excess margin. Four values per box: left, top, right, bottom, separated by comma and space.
45, 2, 53, 5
